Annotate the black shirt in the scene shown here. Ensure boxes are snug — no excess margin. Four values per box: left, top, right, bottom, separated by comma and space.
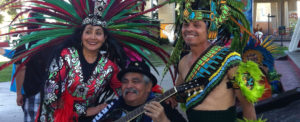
14, 40, 53, 97
23, 47, 53, 97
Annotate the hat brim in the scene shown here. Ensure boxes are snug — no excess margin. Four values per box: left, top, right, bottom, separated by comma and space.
117, 68, 157, 87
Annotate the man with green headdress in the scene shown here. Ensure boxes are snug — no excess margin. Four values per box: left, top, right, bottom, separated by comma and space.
168, 0, 266, 121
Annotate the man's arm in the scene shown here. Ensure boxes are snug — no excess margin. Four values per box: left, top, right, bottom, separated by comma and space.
228, 66, 256, 120
15, 64, 26, 106
0, 48, 15, 59
0, 48, 5, 55
235, 89, 257, 120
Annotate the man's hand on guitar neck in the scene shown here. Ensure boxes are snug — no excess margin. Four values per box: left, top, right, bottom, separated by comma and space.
144, 101, 170, 122
164, 96, 178, 109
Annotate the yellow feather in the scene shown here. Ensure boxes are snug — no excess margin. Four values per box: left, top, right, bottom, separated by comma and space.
266, 46, 277, 52
261, 36, 271, 46
263, 39, 273, 48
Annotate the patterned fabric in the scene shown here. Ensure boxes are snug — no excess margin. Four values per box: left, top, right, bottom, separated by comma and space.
22, 92, 40, 122
184, 45, 241, 110
38, 47, 121, 122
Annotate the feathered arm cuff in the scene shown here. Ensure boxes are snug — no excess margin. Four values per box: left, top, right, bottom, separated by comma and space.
233, 61, 265, 103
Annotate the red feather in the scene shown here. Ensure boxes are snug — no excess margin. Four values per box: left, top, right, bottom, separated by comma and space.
9, 10, 30, 25
79, 0, 88, 16
28, 1, 74, 17
115, 4, 164, 23
0, 0, 18, 9
88, 0, 95, 14
121, 43, 160, 74
105, 0, 139, 20
30, 7, 80, 24
71, 0, 85, 19
0, 28, 59, 36
0, 36, 68, 71
15, 22, 74, 28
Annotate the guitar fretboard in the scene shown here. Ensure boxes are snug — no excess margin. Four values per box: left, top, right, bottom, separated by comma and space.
114, 88, 177, 122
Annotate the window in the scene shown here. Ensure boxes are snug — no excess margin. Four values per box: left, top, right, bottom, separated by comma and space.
298, 1, 300, 17
256, 3, 272, 22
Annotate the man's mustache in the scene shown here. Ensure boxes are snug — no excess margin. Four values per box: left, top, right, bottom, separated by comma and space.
123, 88, 139, 95
184, 31, 199, 36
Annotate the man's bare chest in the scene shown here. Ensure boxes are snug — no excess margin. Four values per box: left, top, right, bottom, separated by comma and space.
182, 57, 197, 81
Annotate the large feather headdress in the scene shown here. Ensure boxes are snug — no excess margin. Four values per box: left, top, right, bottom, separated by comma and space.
243, 36, 279, 71
0, 0, 177, 81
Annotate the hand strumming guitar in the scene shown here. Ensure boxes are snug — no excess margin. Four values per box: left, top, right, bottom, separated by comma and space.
144, 101, 170, 122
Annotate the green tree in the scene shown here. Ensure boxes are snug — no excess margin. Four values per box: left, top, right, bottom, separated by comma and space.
7, 8, 17, 17
0, 14, 3, 24
0, 0, 20, 19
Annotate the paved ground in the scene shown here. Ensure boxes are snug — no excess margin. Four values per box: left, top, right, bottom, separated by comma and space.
0, 82, 23, 122
0, 47, 23, 122
258, 98, 300, 122
275, 60, 300, 91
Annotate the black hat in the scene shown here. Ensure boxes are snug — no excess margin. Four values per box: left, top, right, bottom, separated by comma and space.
117, 61, 157, 87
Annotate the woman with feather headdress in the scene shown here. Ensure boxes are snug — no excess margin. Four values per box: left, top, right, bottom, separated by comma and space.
0, 0, 177, 121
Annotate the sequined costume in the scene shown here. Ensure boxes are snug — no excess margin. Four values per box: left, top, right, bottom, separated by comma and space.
38, 47, 121, 122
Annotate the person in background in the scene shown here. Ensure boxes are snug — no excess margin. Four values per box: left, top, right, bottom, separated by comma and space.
0, 48, 22, 93
13, 12, 52, 122
0, 48, 14, 59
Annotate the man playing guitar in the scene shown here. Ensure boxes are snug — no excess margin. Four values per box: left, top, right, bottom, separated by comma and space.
93, 61, 187, 122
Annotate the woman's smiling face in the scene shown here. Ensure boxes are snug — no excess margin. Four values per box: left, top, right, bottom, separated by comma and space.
81, 25, 106, 52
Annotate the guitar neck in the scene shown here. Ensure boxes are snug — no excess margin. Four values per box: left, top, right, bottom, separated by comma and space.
115, 87, 178, 122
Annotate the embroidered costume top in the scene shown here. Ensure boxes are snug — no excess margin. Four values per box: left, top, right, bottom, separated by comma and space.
38, 47, 121, 122
184, 45, 241, 110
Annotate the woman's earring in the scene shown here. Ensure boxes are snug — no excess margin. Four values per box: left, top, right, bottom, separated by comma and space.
105, 42, 109, 51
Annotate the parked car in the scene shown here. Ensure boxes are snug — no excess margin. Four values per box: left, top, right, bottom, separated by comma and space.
9, 34, 21, 46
